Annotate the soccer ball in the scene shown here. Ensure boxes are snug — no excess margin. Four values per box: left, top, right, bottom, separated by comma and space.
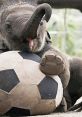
0, 51, 63, 116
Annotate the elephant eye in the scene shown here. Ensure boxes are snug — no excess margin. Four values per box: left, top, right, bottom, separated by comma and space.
5, 22, 12, 32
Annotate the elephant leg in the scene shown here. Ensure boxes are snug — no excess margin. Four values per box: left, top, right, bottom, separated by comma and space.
64, 88, 72, 109
40, 49, 71, 112
56, 89, 72, 112
40, 49, 65, 75
40, 48, 70, 89
55, 97, 67, 112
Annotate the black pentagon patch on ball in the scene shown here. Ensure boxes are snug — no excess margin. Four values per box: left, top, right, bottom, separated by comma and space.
38, 76, 58, 99
19, 51, 41, 63
0, 69, 19, 92
5, 107, 30, 116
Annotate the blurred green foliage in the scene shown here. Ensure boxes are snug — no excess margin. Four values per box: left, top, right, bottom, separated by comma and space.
47, 9, 82, 57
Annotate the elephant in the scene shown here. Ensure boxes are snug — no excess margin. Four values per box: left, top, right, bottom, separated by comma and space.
0, 0, 71, 113
0, 1, 52, 53
0, 0, 72, 112
1, 0, 81, 112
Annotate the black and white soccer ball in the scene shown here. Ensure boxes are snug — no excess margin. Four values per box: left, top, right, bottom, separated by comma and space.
0, 51, 63, 116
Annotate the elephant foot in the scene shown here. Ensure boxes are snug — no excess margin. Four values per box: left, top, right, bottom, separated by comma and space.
40, 53, 65, 75
55, 97, 67, 112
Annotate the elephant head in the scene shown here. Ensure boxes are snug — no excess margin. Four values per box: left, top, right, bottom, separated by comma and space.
0, 2, 52, 52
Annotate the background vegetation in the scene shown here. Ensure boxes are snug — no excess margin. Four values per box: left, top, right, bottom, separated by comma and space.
47, 9, 82, 57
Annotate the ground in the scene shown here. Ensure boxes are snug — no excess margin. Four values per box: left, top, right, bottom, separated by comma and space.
30, 112, 82, 117
4, 112, 82, 117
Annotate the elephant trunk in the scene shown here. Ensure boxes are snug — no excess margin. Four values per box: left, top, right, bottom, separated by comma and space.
37, 0, 82, 10
21, 3, 52, 40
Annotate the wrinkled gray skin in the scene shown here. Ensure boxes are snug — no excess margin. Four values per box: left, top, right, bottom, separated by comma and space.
0, 2, 52, 52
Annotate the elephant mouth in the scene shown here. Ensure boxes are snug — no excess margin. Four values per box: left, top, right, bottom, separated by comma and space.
22, 33, 46, 53
25, 38, 38, 52
21, 20, 47, 53
28, 34, 46, 53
